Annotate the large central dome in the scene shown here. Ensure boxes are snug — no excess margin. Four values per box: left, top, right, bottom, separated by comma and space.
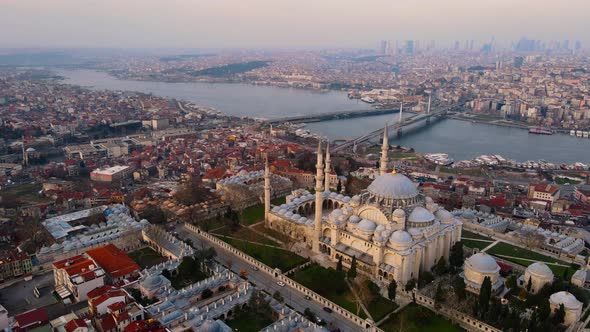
367, 173, 418, 200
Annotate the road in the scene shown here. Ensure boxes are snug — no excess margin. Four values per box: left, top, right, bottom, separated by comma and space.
175, 225, 365, 332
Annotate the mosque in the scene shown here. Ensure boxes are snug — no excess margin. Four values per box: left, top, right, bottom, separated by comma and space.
263, 126, 463, 286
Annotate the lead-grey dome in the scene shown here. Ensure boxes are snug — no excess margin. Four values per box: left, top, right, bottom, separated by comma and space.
408, 206, 435, 223
550, 291, 582, 310
367, 173, 418, 200
466, 253, 499, 273
358, 219, 377, 232
526, 262, 554, 279
390, 230, 413, 244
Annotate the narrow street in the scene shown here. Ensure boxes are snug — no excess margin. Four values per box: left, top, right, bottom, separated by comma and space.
176, 224, 365, 332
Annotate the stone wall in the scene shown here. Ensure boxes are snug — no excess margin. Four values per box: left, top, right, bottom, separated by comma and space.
183, 223, 384, 332
414, 292, 502, 332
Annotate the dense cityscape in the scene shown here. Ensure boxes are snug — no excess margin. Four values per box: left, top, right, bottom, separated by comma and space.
1, 1, 590, 332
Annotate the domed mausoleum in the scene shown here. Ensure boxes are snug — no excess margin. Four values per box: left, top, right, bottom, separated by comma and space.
549, 291, 582, 326
462, 252, 505, 295
265, 127, 462, 286
520, 262, 554, 294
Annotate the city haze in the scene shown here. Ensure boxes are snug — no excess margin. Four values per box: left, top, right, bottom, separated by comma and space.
1, 0, 589, 49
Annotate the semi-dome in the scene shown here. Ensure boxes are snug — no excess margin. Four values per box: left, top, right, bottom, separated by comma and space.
358, 219, 377, 232
390, 230, 413, 244
550, 291, 582, 310
367, 173, 418, 200
526, 262, 554, 279
466, 253, 499, 273
435, 209, 453, 221
408, 206, 435, 223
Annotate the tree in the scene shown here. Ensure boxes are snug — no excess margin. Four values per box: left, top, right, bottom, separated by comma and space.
538, 299, 551, 319
174, 177, 213, 206
336, 179, 342, 193
434, 283, 445, 306
388, 281, 397, 301
453, 276, 466, 300
272, 290, 284, 303
505, 275, 517, 290
347, 256, 357, 279
418, 271, 434, 287
161, 269, 171, 280
479, 276, 492, 313
433, 256, 447, 276
247, 290, 274, 321
405, 279, 417, 292
553, 303, 565, 325
449, 241, 464, 268
352, 276, 374, 315
562, 267, 569, 280
201, 289, 213, 299
336, 256, 343, 273
526, 276, 532, 292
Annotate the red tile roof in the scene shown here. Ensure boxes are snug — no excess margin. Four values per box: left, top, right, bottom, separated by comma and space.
14, 308, 49, 331
85, 244, 139, 279
530, 183, 559, 194
64, 318, 87, 332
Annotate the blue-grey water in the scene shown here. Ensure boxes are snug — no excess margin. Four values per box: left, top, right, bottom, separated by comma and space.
57, 69, 590, 164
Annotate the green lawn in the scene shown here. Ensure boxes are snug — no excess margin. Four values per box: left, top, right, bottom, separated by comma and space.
1, 183, 51, 205
129, 247, 167, 269
219, 237, 307, 272
487, 242, 572, 277
462, 239, 494, 250
461, 230, 492, 241
367, 296, 398, 322
226, 307, 274, 332
252, 223, 293, 244
290, 264, 365, 318
239, 196, 286, 226
240, 204, 265, 225
555, 177, 581, 185
379, 303, 463, 332
212, 225, 279, 246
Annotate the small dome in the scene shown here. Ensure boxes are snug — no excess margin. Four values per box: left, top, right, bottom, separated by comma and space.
392, 209, 406, 218
408, 206, 435, 223
466, 253, 499, 273
348, 215, 361, 223
526, 262, 554, 279
358, 219, 377, 232
200, 320, 221, 332
390, 230, 413, 245
550, 291, 582, 310
435, 209, 453, 221
26, 147, 36, 152
367, 173, 418, 200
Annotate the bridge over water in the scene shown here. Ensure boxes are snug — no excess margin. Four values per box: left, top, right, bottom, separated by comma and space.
264, 106, 407, 125
331, 102, 465, 153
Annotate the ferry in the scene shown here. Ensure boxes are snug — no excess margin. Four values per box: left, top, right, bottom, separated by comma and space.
528, 127, 553, 135
576, 130, 583, 137
424, 153, 454, 166
584, 131, 589, 138
361, 97, 376, 104
570, 130, 576, 136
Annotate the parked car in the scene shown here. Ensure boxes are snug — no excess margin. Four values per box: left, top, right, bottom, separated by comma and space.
322, 307, 332, 313
304, 295, 311, 300
277, 281, 285, 287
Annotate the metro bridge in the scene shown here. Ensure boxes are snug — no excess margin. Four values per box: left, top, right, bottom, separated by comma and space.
264, 106, 406, 125
331, 102, 465, 153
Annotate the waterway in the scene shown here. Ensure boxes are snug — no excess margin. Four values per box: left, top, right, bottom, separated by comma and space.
56, 69, 590, 164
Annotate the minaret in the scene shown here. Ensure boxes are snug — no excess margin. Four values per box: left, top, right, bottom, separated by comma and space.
313, 141, 324, 253
324, 142, 331, 192
398, 101, 403, 123
427, 95, 431, 114
379, 123, 389, 175
263, 156, 271, 225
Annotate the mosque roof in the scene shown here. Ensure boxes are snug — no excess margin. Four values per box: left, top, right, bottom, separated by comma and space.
367, 173, 418, 200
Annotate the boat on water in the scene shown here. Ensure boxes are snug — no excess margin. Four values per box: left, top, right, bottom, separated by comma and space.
571, 130, 576, 136
528, 127, 554, 135
424, 153, 454, 166
361, 97, 376, 104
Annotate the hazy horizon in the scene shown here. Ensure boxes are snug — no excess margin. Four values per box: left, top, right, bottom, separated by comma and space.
1, 0, 589, 49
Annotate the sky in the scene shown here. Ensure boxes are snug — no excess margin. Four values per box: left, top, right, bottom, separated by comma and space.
1, 0, 589, 50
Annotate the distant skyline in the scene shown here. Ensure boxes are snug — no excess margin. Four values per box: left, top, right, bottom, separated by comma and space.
1, 0, 589, 49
